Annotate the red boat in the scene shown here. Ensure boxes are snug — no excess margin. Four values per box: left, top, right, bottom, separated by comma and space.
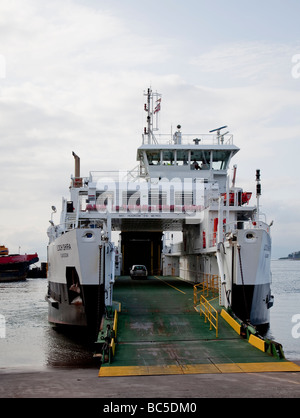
0, 245, 39, 282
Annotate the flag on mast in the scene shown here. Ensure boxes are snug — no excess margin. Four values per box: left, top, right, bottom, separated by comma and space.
154, 98, 161, 114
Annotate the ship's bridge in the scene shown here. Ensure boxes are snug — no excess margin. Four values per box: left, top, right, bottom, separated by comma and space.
137, 130, 240, 186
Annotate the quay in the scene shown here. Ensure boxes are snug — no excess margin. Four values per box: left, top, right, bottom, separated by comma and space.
1, 274, 300, 399
1, 365, 300, 398
97, 275, 300, 377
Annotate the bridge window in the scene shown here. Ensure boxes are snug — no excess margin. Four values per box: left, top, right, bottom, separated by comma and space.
190, 150, 211, 169
162, 150, 175, 165
147, 151, 161, 165
212, 150, 231, 170
176, 150, 189, 166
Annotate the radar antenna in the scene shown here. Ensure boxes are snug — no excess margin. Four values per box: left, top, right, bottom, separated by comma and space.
209, 126, 228, 144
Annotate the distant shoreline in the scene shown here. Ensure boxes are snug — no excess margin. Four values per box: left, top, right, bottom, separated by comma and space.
278, 257, 300, 260
278, 250, 300, 260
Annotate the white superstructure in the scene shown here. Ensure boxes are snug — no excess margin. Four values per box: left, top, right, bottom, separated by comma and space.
46, 88, 273, 333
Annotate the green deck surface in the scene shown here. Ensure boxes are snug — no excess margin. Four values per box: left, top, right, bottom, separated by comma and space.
99, 276, 300, 376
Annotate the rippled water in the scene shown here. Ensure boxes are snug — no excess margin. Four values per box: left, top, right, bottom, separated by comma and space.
266, 260, 300, 360
0, 260, 299, 371
0, 279, 95, 371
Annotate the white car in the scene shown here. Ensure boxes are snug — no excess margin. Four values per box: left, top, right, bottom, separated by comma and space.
130, 265, 148, 279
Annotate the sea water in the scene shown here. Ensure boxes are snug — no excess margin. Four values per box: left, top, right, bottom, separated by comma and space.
266, 260, 300, 360
0, 279, 95, 370
0, 260, 299, 371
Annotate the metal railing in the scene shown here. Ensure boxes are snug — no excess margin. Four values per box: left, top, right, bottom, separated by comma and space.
224, 219, 271, 235
193, 273, 219, 302
194, 273, 220, 338
110, 309, 118, 358
199, 295, 219, 338
142, 133, 234, 146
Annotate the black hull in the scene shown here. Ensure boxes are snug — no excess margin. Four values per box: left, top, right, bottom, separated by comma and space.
231, 283, 273, 327
0, 257, 39, 283
0, 264, 30, 282
0, 273, 27, 282
46, 281, 105, 338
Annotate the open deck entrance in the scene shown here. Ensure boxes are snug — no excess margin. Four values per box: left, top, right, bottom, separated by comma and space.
120, 231, 163, 276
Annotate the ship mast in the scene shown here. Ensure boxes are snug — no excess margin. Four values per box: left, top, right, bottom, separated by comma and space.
256, 169, 261, 221
144, 87, 162, 144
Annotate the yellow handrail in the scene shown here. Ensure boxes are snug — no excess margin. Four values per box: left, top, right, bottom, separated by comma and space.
110, 309, 118, 357
193, 273, 219, 305
199, 295, 219, 338
113, 309, 118, 338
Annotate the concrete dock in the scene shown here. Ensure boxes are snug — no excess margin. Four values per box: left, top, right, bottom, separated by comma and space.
1, 276, 299, 399
1, 365, 300, 398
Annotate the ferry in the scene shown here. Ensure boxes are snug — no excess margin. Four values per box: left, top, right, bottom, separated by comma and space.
46, 87, 274, 337
0, 245, 39, 282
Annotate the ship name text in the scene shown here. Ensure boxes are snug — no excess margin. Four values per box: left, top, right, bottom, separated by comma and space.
57, 244, 72, 251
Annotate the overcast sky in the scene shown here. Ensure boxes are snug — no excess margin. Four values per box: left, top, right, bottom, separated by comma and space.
0, 0, 300, 261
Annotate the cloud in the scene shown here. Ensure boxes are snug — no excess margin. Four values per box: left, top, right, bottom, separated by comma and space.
190, 41, 297, 85
0, 1, 175, 259
0, 1, 299, 261
1, 0, 172, 84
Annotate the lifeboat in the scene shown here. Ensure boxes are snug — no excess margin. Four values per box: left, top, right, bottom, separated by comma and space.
221, 192, 252, 206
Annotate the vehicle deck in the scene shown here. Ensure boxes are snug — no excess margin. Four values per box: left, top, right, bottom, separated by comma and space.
99, 276, 300, 377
